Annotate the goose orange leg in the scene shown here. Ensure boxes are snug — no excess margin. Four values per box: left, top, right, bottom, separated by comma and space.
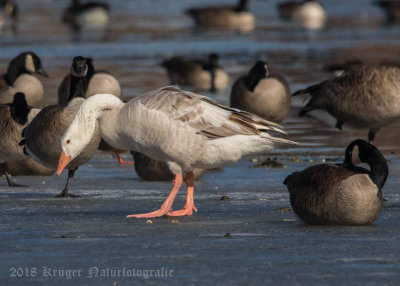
127, 174, 183, 218
168, 171, 197, 216
116, 152, 134, 165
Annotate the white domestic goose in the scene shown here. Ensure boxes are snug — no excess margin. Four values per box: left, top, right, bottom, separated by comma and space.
57, 86, 296, 218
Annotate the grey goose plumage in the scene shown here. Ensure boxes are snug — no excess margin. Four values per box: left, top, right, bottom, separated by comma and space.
0, 51, 48, 108
293, 65, 400, 142
284, 139, 388, 225
230, 61, 291, 123
21, 56, 101, 197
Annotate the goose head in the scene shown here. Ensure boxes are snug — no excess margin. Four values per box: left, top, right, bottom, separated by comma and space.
57, 93, 123, 175
243, 61, 269, 92
342, 139, 388, 190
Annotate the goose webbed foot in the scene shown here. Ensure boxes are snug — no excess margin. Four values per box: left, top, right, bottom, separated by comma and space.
1, 163, 27, 187
116, 152, 134, 165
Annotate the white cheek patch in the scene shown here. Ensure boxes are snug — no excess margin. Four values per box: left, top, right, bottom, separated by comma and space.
25, 54, 35, 73
351, 145, 362, 165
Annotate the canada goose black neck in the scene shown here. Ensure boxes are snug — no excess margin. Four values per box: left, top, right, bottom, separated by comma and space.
243, 61, 269, 92
10, 92, 30, 125
235, 0, 249, 12
343, 139, 388, 191
68, 56, 89, 103
203, 54, 219, 92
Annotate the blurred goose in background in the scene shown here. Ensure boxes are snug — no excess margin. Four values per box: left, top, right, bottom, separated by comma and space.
21, 56, 102, 197
277, 0, 327, 30
284, 139, 388, 225
162, 53, 229, 92
131, 151, 205, 182
0, 93, 47, 186
62, 0, 110, 32
58, 57, 130, 164
230, 61, 291, 123
57, 86, 296, 218
186, 0, 255, 32
375, 0, 400, 24
323, 59, 400, 77
293, 65, 400, 142
0, 51, 48, 108
0, 0, 17, 30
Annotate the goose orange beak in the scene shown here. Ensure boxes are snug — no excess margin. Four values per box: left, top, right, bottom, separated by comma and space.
57, 150, 71, 176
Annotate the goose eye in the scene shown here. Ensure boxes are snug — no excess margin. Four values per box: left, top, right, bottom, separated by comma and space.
66, 139, 71, 144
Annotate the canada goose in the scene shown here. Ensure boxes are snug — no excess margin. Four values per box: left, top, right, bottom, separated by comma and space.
0, 92, 42, 186
131, 151, 205, 182
323, 59, 400, 77
62, 0, 110, 32
57, 86, 296, 218
58, 58, 129, 164
375, 0, 400, 23
58, 57, 121, 106
161, 54, 229, 92
284, 139, 388, 225
21, 56, 102, 197
186, 0, 255, 31
293, 65, 400, 142
0, 51, 48, 108
277, 0, 327, 29
0, 0, 17, 31
230, 61, 291, 123
4, 158, 54, 176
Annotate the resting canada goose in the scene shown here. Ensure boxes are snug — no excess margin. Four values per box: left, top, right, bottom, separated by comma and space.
284, 139, 388, 225
0, 51, 48, 108
375, 0, 400, 23
230, 61, 291, 123
58, 58, 129, 164
293, 65, 400, 142
4, 158, 54, 177
62, 0, 110, 32
0, 92, 43, 186
131, 151, 205, 182
186, 0, 255, 31
57, 86, 296, 218
21, 56, 102, 197
277, 0, 327, 29
161, 54, 229, 92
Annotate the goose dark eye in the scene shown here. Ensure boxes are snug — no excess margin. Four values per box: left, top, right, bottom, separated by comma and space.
66, 139, 71, 144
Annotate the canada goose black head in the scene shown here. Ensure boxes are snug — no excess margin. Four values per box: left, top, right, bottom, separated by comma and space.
71, 56, 89, 77
10, 92, 30, 125
5, 51, 48, 85
243, 61, 269, 92
342, 139, 388, 191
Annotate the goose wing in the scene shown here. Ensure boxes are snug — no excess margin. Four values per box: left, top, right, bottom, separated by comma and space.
135, 86, 288, 140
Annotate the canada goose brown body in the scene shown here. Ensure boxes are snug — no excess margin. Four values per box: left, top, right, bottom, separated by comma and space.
0, 51, 48, 108
186, 0, 254, 31
293, 65, 400, 142
284, 140, 388, 225
22, 57, 102, 197
131, 151, 205, 182
162, 54, 229, 92
230, 61, 291, 123
0, 93, 53, 186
